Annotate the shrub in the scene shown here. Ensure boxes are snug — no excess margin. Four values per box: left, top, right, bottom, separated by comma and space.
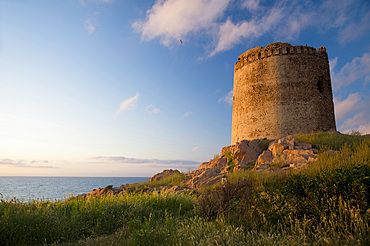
197, 178, 252, 222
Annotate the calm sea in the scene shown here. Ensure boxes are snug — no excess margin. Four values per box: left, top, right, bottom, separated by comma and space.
0, 177, 149, 201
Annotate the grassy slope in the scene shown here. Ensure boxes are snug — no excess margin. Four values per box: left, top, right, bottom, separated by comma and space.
0, 132, 369, 245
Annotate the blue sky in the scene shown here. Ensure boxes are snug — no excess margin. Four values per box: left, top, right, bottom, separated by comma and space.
0, 0, 369, 177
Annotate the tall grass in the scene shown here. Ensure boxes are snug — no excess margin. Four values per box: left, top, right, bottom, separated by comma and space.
0, 192, 195, 245
130, 172, 189, 190
1, 132, 369, 245
295, 131, 368, 150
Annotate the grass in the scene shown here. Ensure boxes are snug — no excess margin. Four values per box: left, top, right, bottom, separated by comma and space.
1, 132, 369, 245
0, 192, 195, 245
129, 171, 190, 190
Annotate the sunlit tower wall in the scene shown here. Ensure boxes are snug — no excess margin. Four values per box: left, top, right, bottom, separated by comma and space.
231, 42, 336, 144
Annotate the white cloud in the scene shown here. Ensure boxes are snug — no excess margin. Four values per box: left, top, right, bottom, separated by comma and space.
219, 90, 233, 105
133, 0, 369, 57
132, 0, 231, 46
209, 6, 287, 57
329, 57, 338, 72
92, 156, 199, 165
339, 11, 370, 44
334, 93, 360, 120
145, 104, 160, 114
191, 146, 199, 152
0, 159, 56, 168
116, 92, 140, 114
242, 0, 260, 11
85, 19, 96, 34
331, 53, 370, 90
339, 112, 370, 134
357, 123, 370, 135
182, 111, 193, 117
209, 19, 259, 57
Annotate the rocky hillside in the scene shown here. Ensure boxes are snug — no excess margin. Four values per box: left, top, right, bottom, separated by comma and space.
84, 135, 328, 196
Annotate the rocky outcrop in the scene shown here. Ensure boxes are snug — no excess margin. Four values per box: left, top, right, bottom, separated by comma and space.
149, 169, 180, 182
82, 136, 322, 196
185, 139, 265, 188
254, 135, 318, 171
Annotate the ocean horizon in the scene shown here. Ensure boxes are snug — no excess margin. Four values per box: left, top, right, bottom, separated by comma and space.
0, 176, 150, 201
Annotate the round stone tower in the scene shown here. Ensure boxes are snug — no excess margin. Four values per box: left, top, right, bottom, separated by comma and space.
231, 42, 336, 144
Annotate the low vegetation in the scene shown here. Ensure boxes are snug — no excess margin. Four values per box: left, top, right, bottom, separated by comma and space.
0, 132, 369, 245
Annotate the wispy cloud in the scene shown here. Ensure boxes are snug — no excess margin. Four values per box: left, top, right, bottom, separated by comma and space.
133, 0, 369, 57
145, 104, 160, 114
132, 0, 231, 46
85, 19, 96, 34
219, 90, 233, 105
331, 53, 370, 91
242, 0, 260, 11
339, 112, 370, 134
191, 146, 199, 152
334, 93, 361, 120
92, 156, 199, 166
117, 92, 140, 114
182, 111, 193, 118
0, 159, 56, 168
338, 11, 370, 44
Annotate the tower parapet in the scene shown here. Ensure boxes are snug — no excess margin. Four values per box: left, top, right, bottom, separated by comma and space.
235, 43, 328, 71
231, 42, 336, 144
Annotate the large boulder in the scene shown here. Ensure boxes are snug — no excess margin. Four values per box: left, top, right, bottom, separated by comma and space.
254, 135, 318, 171
149, 169, 180, 182
185, 139, 265, 188
221, 139, 264, 171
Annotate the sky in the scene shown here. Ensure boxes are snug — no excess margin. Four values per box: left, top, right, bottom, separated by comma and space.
0, 0, 369, 177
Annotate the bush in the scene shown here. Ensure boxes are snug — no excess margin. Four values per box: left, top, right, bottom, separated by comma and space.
197, 178, 252, 222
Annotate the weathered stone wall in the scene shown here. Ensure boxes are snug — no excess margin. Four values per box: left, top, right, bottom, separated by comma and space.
232, 42, 336, 144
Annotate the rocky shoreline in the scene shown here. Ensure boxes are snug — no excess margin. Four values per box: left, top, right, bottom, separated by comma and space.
82, 135, 338, 197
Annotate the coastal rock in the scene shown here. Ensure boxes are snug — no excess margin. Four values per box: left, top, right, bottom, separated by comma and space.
254, 136, 318, 171
221, 139, 264, 171
149, 169, 180, 182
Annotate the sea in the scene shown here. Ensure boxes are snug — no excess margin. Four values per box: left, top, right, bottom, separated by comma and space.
0, 177, 149, 202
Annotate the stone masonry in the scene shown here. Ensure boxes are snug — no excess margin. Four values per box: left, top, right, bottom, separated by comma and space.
231, 42, 336, 144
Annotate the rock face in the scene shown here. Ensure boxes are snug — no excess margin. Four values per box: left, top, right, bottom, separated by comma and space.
185, 139, 264, 188
255, 135, 318, 171
82, 136, 320, 196
221, 139, 264, 171
185, 136, 319, 188
149, 169, 180, 182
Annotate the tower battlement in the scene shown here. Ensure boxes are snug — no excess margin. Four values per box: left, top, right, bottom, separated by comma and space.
235, 42, 328, 71
231, 42, 336, 144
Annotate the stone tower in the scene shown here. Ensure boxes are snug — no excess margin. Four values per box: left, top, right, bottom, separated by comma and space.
231, 42, 336, 144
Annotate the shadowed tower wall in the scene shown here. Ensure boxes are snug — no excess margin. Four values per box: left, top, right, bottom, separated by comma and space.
231, 42, 336, 144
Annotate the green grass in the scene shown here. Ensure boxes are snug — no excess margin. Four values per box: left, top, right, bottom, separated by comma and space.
0, 192, 195, 245
1, 132, 369, 245
129, 172, 190, 190
295, 131, 368, 150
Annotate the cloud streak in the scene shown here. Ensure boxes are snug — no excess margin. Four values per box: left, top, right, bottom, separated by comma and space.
117, 92, 140, 114
331, 53, 370, 91
0, 159, 56, 169
339, 112, 370, 134
219, 90, 233, 105
182, 111, 193, 118
334, 93, 361, 120
132, 0, 230, 46
92, 156, 200, 166
85, 19, 96, 34
133, 0, 370, 57
145, 104, 160, 114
